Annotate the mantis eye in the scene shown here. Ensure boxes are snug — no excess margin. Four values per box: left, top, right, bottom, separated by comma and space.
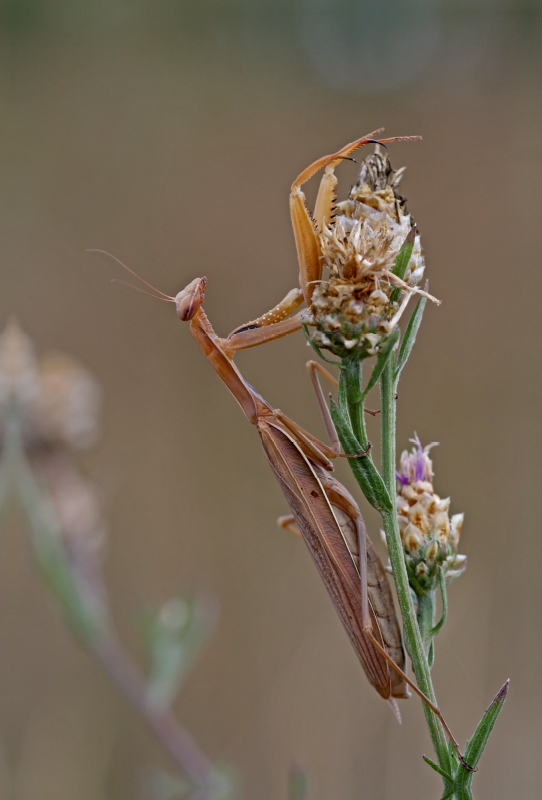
175, 277, 207, 321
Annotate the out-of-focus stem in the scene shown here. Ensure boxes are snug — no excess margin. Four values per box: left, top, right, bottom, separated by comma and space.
11, 410, 219, 798
92, 631, 216, 795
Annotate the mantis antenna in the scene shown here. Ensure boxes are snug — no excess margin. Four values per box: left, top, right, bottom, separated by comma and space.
110, 279, 175, 303
88, 248, 176, 300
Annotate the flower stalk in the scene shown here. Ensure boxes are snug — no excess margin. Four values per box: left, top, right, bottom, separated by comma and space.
342, 357, 369, 450
379, 357, 453, 781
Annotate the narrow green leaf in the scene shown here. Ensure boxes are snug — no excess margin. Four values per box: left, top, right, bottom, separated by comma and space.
330, 400, 392, 512
337, 370, 348, 419
0, 448, 9, 524
206, 764, 235, 800
148, 764, 234, 800
394, 295, 426, 382
423, 755, 453, 783
12, 440, 103, 640
288, 762, 309, 800
390, 227, 416, 303
146, 769, 190, 800
427, 638, 435, 668
429, 567, 448, 639
142, 593, 218, 708
361, 329, 400, 401
454, 680, 509, 790
448, 740, 459, 772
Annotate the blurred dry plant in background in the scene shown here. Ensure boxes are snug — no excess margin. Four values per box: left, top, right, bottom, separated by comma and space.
0, 322, 231, 800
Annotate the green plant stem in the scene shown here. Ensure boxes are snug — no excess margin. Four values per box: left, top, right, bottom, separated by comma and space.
379, 358, 453, 786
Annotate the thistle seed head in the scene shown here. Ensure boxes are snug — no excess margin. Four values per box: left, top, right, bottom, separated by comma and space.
303, 150, 425, 360
393, 434, 466, 594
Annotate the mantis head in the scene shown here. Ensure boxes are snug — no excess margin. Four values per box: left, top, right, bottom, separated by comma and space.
174, 277, 207, 321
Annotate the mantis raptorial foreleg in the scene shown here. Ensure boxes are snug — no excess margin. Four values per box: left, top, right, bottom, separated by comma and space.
100, 132, 422, 361
290, 130, 419, 305
221, 131, 422, 353
228, 289, 304, 337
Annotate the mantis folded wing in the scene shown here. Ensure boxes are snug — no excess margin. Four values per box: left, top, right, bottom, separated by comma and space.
264, 421, 408, 700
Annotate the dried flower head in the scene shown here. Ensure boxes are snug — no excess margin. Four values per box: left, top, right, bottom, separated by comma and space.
303, 149, 426, 360
0, 321, 101, 451
0, 322, 109, 629
392, 435, 466, 594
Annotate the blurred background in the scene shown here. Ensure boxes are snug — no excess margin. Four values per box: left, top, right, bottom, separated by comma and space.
1, 0, 542, 797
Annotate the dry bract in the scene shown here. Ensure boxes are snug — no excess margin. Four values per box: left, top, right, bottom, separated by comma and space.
303, 150, 425, 359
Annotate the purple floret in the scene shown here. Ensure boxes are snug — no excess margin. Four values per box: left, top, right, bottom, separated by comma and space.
414, 453, 425, 482
411, 435, 425, 482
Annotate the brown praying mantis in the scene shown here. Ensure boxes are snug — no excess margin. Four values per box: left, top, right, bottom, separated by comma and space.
172, 279, 468, 752
99, 131, 467, 762
181, 278, 410, 703
101, 265, 464, 756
